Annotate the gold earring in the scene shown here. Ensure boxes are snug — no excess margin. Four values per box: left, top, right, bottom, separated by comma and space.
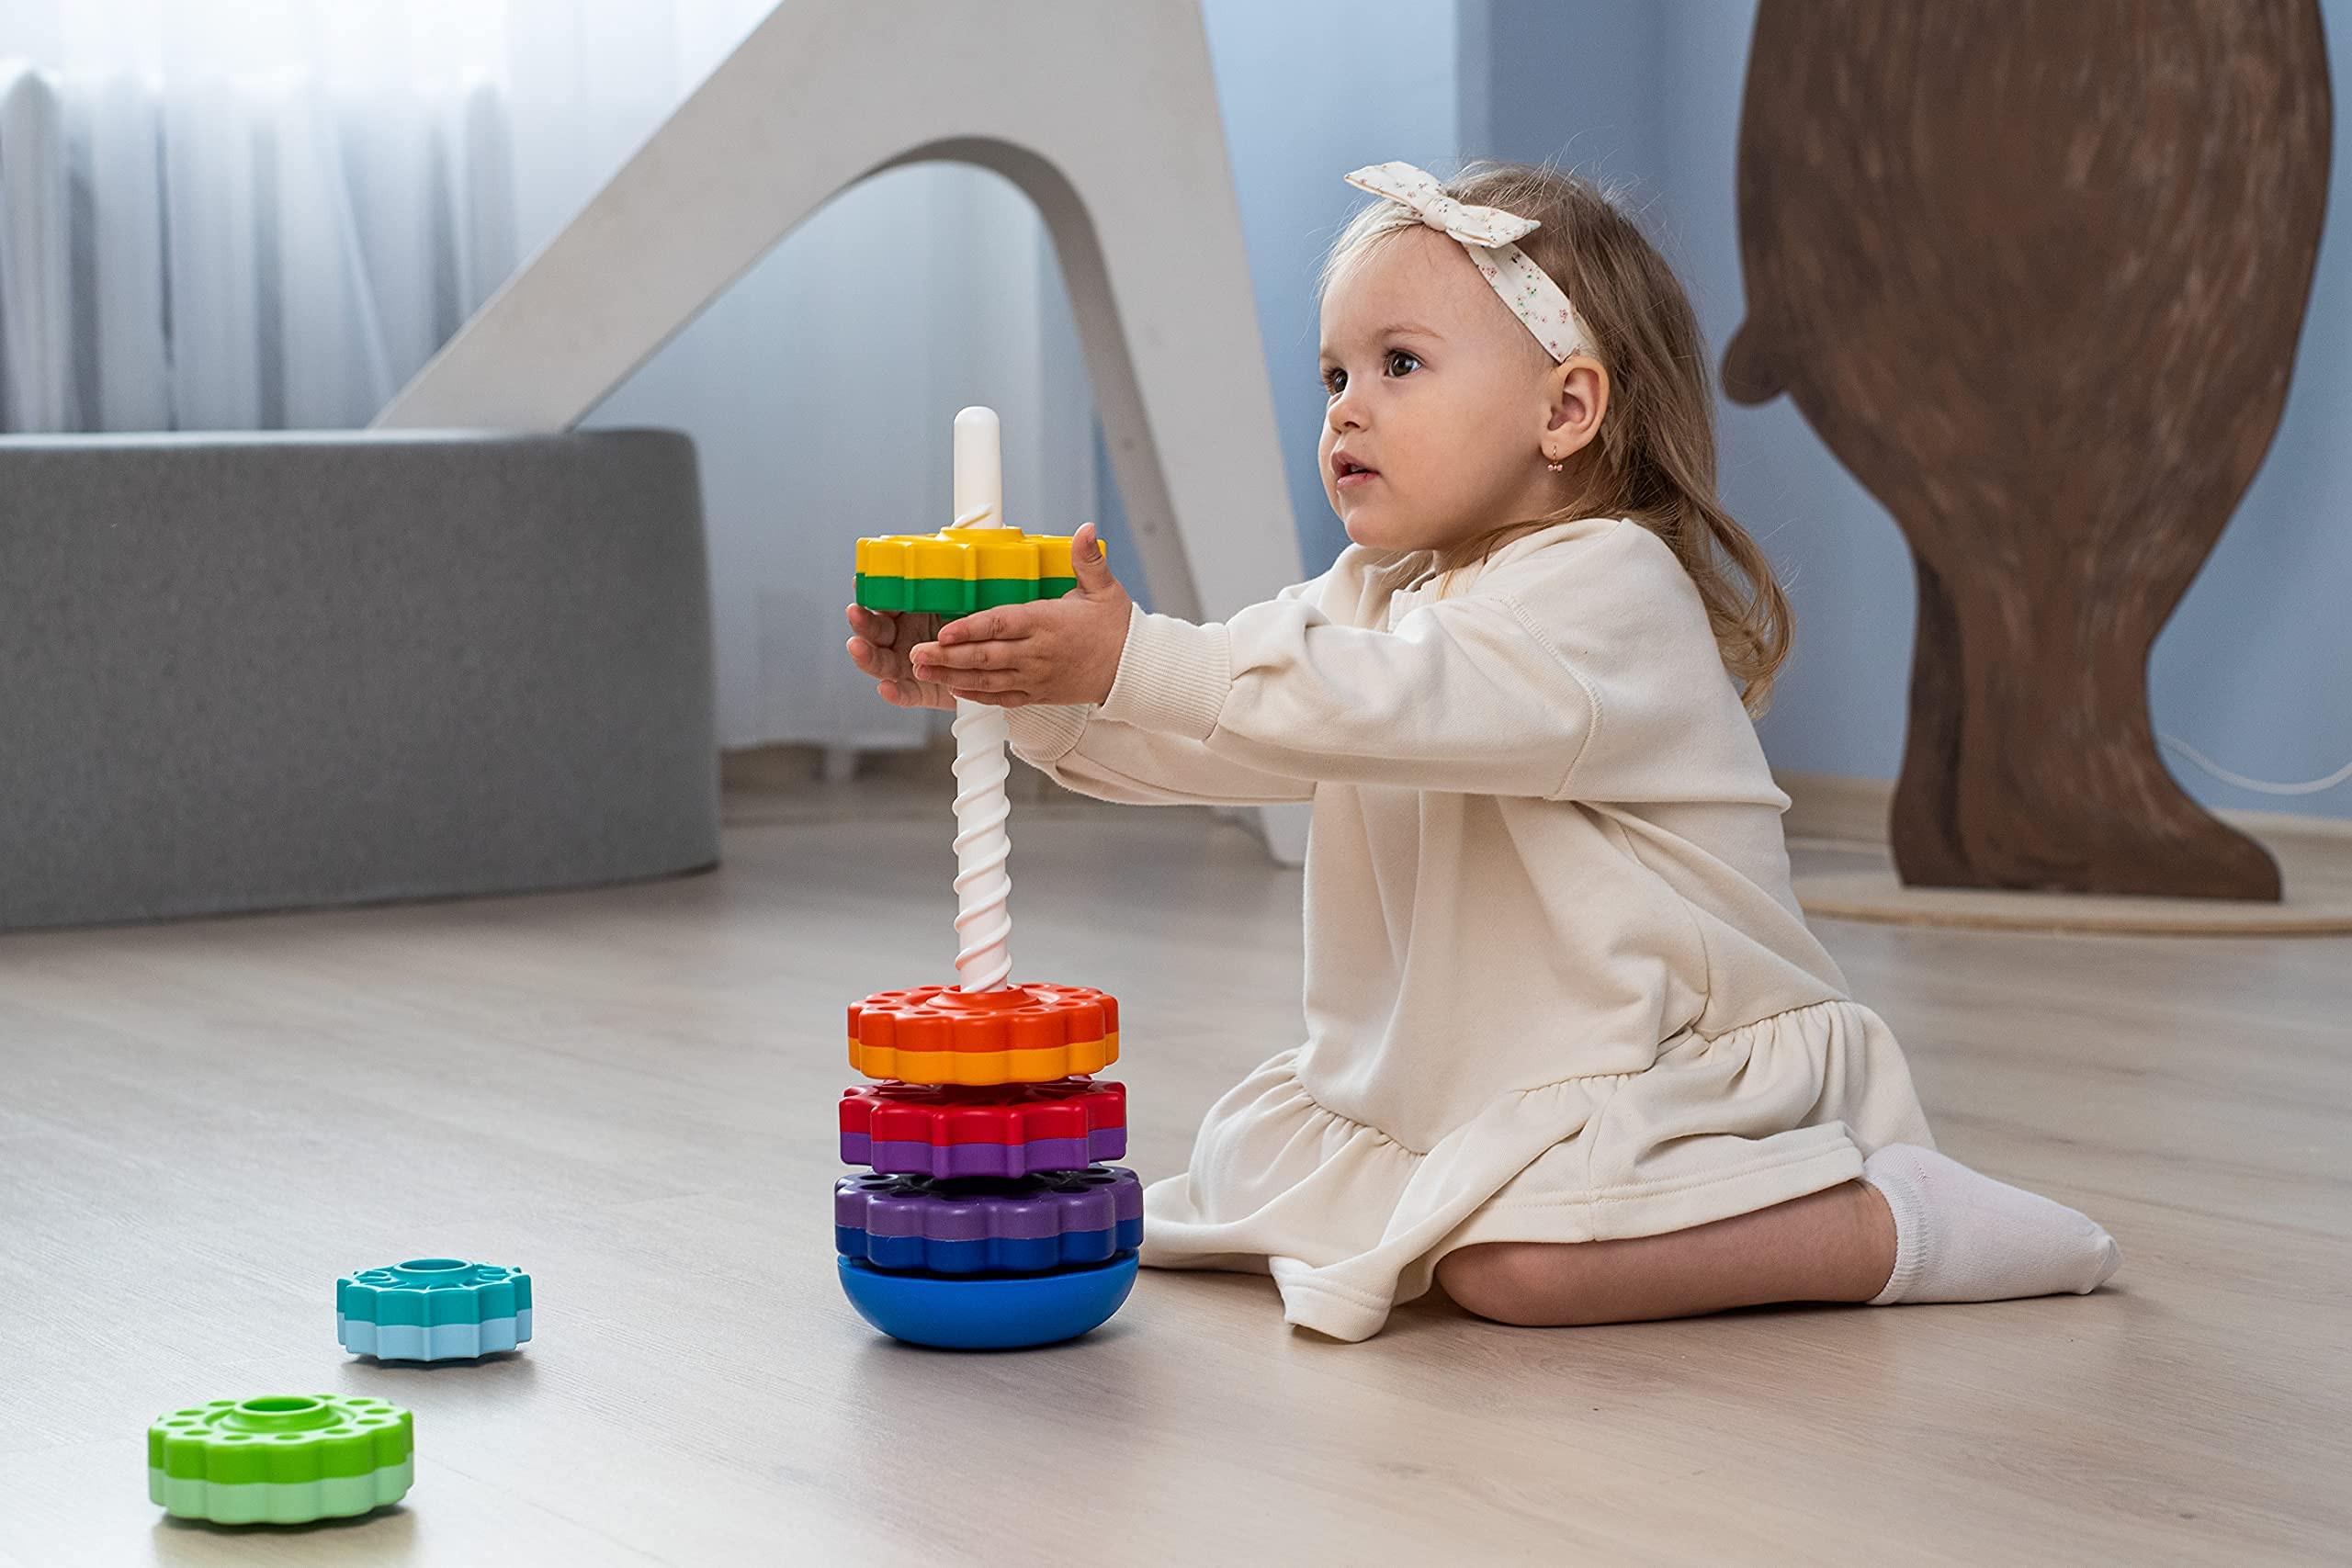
1545, 457, 1564, 471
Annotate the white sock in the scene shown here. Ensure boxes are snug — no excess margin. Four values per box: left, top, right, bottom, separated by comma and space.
1860, 1145, 2121, 1305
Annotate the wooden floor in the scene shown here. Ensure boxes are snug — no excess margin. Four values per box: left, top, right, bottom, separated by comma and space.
2, 781, 2346, 1566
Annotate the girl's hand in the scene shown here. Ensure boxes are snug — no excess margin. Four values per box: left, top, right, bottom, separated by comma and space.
909, 523, 1131, 708
844, 604, 954, 710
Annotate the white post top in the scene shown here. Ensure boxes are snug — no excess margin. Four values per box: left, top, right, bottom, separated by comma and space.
951, 405, 1002, 530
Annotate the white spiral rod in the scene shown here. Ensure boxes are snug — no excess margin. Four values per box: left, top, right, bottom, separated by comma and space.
947, 405, 1013, 993
953, 405, 1001, 530
950, 700, 1014, 992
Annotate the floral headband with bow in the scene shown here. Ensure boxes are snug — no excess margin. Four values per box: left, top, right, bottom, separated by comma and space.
1342, 161, 1596, 364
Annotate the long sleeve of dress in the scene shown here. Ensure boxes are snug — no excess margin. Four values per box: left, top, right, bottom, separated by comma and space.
1010, 518, 1759, 807
1001, 699, 1317, 806
999, 574, 1335, 807
1086, 568, 1603, 800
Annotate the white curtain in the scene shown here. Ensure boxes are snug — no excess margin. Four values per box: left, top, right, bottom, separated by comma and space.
0, 2, 517, 429
0, 0, 1101, 750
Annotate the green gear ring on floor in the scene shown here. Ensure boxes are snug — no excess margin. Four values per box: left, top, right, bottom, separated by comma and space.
148, 1395, 413, 1524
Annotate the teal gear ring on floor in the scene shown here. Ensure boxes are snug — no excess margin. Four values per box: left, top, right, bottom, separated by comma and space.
336, 1258, 533, 1360
149, 1395, 413, 1524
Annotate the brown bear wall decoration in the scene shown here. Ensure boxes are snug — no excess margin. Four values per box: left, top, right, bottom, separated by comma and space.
1724, 0, 2331, 900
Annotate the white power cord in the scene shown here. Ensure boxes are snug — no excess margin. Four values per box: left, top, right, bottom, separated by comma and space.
2158, 734, 2352, 797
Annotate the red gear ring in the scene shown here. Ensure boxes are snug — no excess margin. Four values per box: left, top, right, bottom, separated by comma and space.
840, 1079, 1127, 1178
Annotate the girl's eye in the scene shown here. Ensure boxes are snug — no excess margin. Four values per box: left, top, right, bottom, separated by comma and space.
1322, 352, 1420, 397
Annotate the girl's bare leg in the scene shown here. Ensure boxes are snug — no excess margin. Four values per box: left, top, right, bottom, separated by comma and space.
1437, 1146, 2122, 1326
1436, 1180, 1895, 1326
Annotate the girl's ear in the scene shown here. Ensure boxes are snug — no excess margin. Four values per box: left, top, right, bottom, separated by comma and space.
1546, 355, 1611, 457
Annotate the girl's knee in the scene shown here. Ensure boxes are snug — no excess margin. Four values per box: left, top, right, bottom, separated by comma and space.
1438, 1242, 1586, 1326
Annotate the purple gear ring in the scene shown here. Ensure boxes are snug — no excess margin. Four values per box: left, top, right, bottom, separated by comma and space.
835, 1167, 1141, 1241
835, 1167, 1145, 1276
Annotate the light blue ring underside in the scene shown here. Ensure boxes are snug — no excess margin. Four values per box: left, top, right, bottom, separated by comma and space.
337, 1308, 533, 1360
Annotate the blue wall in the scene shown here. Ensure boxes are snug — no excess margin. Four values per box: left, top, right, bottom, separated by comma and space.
1200, 0, 1465, 577
1092, 0, 1464, 612
1453, 0, 2352, 817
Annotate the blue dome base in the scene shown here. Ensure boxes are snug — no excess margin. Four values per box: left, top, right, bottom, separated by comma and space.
837, 1252, 1138, 1350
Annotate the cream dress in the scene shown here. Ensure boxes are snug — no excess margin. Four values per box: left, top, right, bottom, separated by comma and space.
1002, 516, 1933, 1342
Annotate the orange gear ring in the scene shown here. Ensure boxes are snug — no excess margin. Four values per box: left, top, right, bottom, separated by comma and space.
846, 983, 1120, 1087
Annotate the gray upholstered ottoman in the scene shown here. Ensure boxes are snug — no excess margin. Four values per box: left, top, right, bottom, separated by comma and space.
0, 429, 718, 931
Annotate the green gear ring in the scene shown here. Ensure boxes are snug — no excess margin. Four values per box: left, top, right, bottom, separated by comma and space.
148, 1395, 413, 1524
853, 527, 1088, 615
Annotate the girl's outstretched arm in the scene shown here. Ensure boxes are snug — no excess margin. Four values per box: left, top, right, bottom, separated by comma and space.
1080, 587, 1598, 797
856, 523, 1326, 807
923, 518, 1772, 805
1000, 702, 1315, 807
926, 556, 1600, 798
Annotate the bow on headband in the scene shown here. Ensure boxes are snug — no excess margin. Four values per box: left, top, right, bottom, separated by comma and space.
1342, 161, 1595, 364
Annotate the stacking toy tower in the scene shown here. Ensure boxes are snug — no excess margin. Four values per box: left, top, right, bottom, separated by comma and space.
837, 407, 1141, 1350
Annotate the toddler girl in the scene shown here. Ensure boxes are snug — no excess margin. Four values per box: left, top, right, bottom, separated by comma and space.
844, 159, 2120, 1342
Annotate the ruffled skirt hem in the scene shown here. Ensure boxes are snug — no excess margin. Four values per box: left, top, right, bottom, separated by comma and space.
1141, 997, 1934, 1342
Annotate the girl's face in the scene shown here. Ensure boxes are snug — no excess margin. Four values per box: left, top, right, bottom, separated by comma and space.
1317, 226, 1600, 555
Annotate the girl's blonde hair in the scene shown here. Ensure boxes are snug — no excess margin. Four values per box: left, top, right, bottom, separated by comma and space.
1317, 159, 1792, 716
